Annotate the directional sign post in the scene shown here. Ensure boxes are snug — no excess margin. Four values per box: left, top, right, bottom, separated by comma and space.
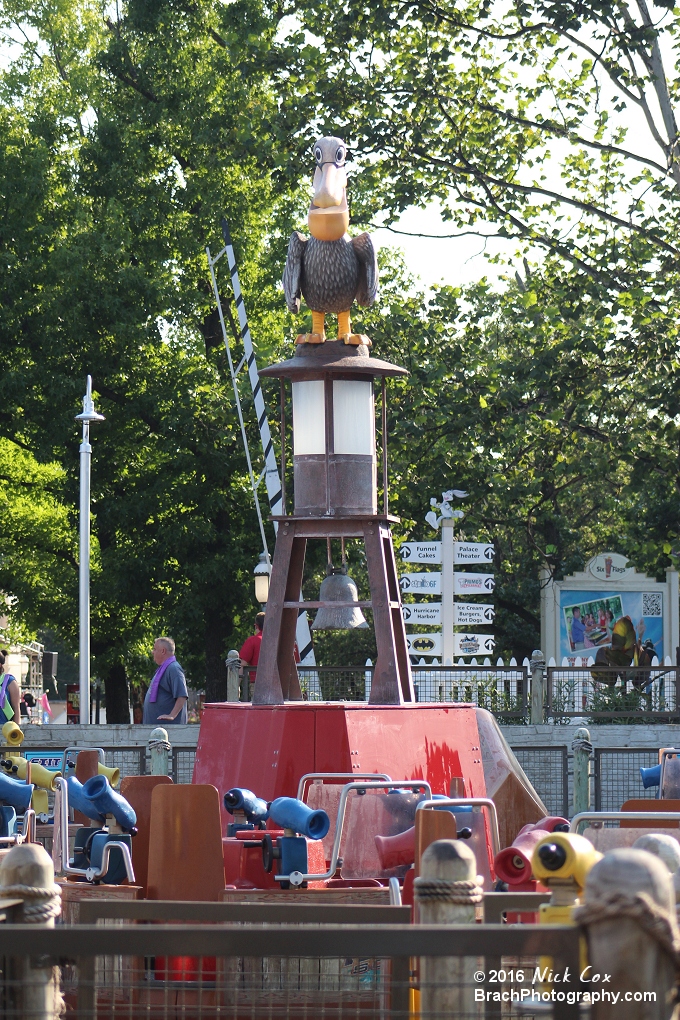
454, 542, 494, 564
454, 573, 495, 595
400, 573, 442, 595
453, 633, 496, 656
400, 542, 442, 564
402, 604, 442, 625
453, 603, 495, 627
406, 633, 442, 656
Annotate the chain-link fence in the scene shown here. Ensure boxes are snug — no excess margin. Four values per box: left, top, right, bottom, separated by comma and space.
511, 746, 569, 818
593, 747, 660, 811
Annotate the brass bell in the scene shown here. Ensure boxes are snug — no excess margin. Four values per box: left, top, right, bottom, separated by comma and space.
312, 566, 369, 631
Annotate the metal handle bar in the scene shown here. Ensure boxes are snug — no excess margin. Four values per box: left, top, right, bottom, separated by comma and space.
297, 772, 392, 802
275, 779, 433, 887
571, 811, 680, 832
416, 797, 501, 858
0, 807, 35, 848
85, 840, 135, 884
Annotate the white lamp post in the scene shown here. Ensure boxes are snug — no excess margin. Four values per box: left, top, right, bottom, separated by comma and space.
75, 376, 105, 725
254, 552, 271, 604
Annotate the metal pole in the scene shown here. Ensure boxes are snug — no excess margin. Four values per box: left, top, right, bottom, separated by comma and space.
78, 418, 91, 725
75, 376, 104, 727
441, 519, 455, 665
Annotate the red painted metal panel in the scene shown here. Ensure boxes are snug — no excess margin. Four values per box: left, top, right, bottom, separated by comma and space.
196, 703, 486, 811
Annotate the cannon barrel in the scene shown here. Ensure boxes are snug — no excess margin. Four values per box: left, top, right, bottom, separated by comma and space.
494, 816, 570, 885
0, 771, 34, 813
82, 775, 137, 832
223, 787, 269, 823
66, 775, 106, 824
640, 764, 661, 789
97, 763, 121, 788
2, 756, 60, 792
268, 797, 330, 840
531, 832, 601, 891
1, 721, 23, 747
375, 826, 415, 870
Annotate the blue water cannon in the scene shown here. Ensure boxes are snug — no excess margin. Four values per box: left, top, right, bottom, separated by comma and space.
262, 797, 330, 888
0, 771, 34, 840
66, 776, 106, 824
640, 764, 661, 790
83, 775, 137, 832
224, 787, 269, 836
268, 797, 330, 840
67, 775, 137, 884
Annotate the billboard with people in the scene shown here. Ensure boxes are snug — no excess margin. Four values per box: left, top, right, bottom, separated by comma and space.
560, 589, 663, 661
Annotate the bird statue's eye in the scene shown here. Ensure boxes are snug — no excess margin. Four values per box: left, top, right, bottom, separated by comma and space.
335, 146, 345, 164
314, 147, 322, 163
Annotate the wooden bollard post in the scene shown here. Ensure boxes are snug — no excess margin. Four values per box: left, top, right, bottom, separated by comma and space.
415, 839, 482, 1018
226, 650, 240, 702
572, 727, 592, 817
148, 726, 170, 776
0, 842, 62, 1019
530, 649, 546, 724
575, 848, 679, 1020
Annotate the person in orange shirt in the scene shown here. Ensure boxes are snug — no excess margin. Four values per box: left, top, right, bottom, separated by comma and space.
239, 613, 265, 672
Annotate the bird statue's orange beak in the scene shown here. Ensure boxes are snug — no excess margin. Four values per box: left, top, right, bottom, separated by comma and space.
309, 163, 349, 241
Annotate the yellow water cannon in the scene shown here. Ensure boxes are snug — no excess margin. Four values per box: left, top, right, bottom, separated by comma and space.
1, 721, 24, 747
532, 832, 602, 978
97, 763, 120, 788
532, 832, 602, 897
1, 756, 60, 792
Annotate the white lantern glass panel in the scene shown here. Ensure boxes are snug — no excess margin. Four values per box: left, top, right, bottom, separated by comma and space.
332, 380, 375, 455
254, 572, 270, 603
292, 380, 326, 455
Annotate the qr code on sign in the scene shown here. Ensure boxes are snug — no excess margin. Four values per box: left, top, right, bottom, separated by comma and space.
642, 593, 662, 617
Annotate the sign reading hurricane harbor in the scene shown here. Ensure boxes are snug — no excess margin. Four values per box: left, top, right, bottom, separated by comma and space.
454, 572, 495, 595
453, 603, 495, 627
454, 633, 495, 656
406, 633, 442, 656
402, 603, 442, 625
400, 542, 495, 564
400, 573, 442, 595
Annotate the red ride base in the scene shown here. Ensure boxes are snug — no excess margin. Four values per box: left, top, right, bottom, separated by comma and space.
193, 702, 488, 831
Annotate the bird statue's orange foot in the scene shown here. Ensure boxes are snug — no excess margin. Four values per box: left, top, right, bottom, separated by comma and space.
295, 333, 325, 344
339, 333, 372, 347
296, 312, 326, 344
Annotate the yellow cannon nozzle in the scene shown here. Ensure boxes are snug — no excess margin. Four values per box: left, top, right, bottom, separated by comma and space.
3, 757, 60, 792
531, 832, 602, 891
97, 763, 120, 788
2, 721, 24, 747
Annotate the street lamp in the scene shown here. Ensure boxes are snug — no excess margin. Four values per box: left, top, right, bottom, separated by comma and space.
254, 552, 271, 604
75, 376, 105, 725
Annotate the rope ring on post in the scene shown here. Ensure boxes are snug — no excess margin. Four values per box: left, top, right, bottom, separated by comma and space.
414, 876, 484, 904
0, 882, 62, 923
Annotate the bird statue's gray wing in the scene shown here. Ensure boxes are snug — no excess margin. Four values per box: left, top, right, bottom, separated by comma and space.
351, 232, 379, 306
283, 231, 307, 313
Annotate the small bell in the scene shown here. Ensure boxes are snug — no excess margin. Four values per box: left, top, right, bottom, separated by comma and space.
312, 565, 369, 631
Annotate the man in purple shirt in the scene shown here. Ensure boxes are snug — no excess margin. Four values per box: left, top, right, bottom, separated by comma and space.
142, 637, 188, 725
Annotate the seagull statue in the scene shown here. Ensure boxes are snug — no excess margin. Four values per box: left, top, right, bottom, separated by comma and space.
282, 136, 378, 345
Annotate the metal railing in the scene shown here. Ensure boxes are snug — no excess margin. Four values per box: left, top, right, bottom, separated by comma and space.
0, 921, 582, 1020
546, 665, 680, 721
244, 664, 528, 718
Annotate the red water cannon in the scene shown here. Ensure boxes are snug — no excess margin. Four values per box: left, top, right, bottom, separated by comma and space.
375, 820, 473, 870
494, 816, 570, 886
